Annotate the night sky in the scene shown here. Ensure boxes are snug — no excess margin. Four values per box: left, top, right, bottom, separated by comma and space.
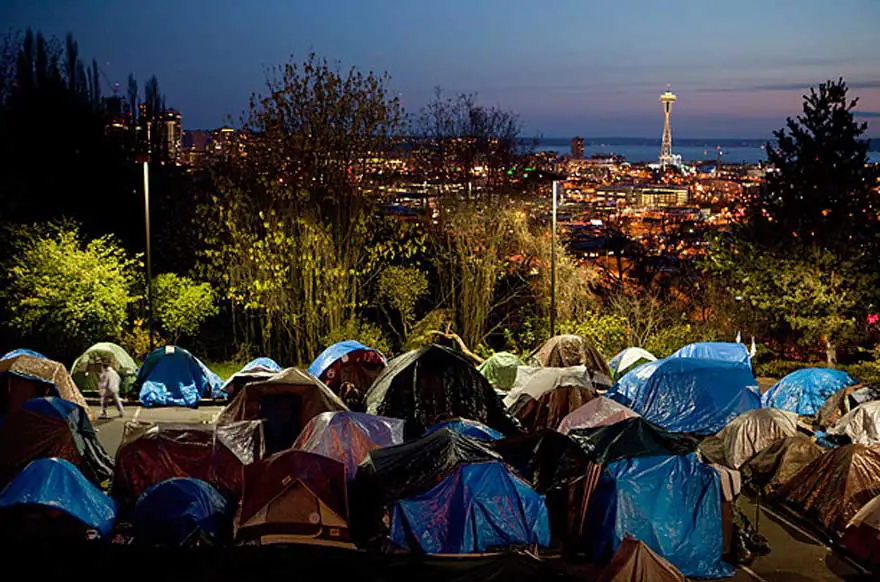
3, 0, 879, 137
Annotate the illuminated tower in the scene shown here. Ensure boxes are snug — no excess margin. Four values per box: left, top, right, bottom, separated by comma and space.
659, 85, 677, 168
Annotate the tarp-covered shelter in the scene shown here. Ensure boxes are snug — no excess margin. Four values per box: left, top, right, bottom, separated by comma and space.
133, 477, 231, 546
0, 354, 92, 421
608, 348, 657, 381
778, 443, 880, 534
1, 348, 47, 360
71, 342, 138, 397
504, 366, 599, 432
761, 368, 857, 417
112, 420, 264, 509
236, 449, 354, 548
309, 340, 386, 395
602, 453, 732, 579
135, 346, 224, 407
365, 345, 519, 439
598, 536, 687, 582
741, 435, 824, 496
669, 341, 751, 368
0, 397, 113, 488
528, 335, 612, 385
817, 384, 880, 429
557, 396, 640, 434
217, 367, 347, 455
840, 493, 880, 569
477, 352, 524, 391
568, 417, 699, 465
389, 461, 550, 555
0, 458, 116, 539
294, 411, 404, 478
608, 357, 760, 435
218, 357, 281, 397
828, 401, 880, 445
425, 418, 504, 442
707, 408, 799, 469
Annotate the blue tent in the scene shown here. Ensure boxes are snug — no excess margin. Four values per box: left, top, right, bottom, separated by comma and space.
308, 340, 383, 379
602, 454, 732, 579
424, 418, 504, 442
0, 458, 116, 537
133, 478, 230, 546
608, 358, 760, 435
135, 346, 224, 408
1, 349, 47, 361
669, 342, 751, 368
390, 461, 550, 554
762, 368, 858, 416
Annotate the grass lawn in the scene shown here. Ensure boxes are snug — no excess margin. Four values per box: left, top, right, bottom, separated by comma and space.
205, 360, 248, 381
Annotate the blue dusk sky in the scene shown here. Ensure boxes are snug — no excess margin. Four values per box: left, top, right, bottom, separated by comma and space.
2, 0, 879, 138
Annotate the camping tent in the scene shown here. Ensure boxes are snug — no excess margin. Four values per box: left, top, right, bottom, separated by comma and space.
218, 357, 281, 397
1, 349, 47, 360
669, 342, 751, 368
308, 341, 386, 395
608, 348, 657, 380
491, 429, 593, 494
528, 335, 611, 385
478, 352, 524, 391
236, 449, 354, 548
217, 368, 347, 455
840, 493, 880, 569
828, 401, 880, 445
365, 345, 519, 439
761, 368, 857, 417
707, 408, 799, 469
0, 354, 92, 420
778, 443, 880, 534
598, 536, 686, 582
134, 346, 224, 407
425, 418, 504, 442
607, 357, 760, 435
71, 342, 138, 397
0, 397, 113, 487
817, 385, 880, 429
504, 366, 598, 433
567, 417, 699, 465
389, 461, 550, 554
741, 436, 824, 497
0, 458, 116, 539
294, 411, 404, 478
133, 477, 231, 546
557, 396, 640, 434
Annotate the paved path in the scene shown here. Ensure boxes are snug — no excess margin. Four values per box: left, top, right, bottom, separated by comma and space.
91, 404, 226, 456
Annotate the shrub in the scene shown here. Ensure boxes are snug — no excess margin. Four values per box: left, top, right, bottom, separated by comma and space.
322, 317, 391, 359
753, 359, 825, 379
151, 273, 218, 343
560, 312, 628, 360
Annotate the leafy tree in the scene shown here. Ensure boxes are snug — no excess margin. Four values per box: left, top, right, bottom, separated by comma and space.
1, 223, 139, 358
151, 273, 218, 343
375, 266, 429, 344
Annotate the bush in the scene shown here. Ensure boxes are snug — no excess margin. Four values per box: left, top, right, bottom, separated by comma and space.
119, 318, 163, 362
753, 359, 825, 379
560, 312, 628, 360
840, 362, 880, 387
152, 273, 218, 343
322, 317, 391, 359
644, 323, 696, 359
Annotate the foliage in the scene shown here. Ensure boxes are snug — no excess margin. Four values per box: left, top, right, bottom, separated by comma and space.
560, 312, 629, 359
753, 359, 825, 380
118, 318, 161, 362
151, 273, 218, 343
204, 360, 249, 382
2, 223, 140, 357
321, 317, 390, 360
644, 323, 699, 358
405, 309, 456, 352
840, 361, 880, 388
375, 265, 429, 343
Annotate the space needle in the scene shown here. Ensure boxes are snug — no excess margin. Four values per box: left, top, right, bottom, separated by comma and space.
659, 85, 677, 168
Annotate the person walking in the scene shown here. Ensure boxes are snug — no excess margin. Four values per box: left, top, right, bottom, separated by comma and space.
97, 360, 125, 418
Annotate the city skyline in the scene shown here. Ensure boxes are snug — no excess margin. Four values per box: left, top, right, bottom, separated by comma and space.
3, 0, 879, 138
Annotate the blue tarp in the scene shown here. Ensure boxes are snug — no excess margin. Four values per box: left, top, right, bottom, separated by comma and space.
219, 357, 282, 394
761, 368, 857, 416
424, 419, 504, 442
603, 453, 733, 579
1, 349, 48, 360
669, 342, 751, 368
135, 346, 224, 408
0, 458, 116, 537
133, 478, 230, 546
390, 461, 550, 554
608, 357, 760, 435
22, 395, 78, 419
308, 340, 382, 379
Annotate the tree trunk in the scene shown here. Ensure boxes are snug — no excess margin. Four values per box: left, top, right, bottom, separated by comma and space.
826, 339, 837, 367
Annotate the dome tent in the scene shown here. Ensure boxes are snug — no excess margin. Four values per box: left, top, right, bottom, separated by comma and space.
669, 341, 751, 368
557, 396, 640, 434
134, 346, 224, 408
762, 368, 858, 417
741, 435, 824, 496
133, 477, 231, 546
425, 418, 504, 442
705, 408, 799, 470
218, 357, 281, 397
608, 347, 656, 380
528, 335, 611, 388
504, 366, 599, 433
0, 354, 93, 421
478, 352, 524, 391
308, 340, 386, 395
71, 342, 138, 397
1, 349, 47, 360
827, 400, 880, 445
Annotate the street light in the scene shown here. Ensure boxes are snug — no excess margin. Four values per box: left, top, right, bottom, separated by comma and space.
551, 180, 558, 338
143, 161, 156, 352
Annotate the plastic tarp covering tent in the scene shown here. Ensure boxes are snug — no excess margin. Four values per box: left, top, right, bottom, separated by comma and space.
777, 443, 880, 534
528, 335, 611, 382
425, 418, 504, 442
366, 345, 519, 439
669, 342, 751, 368
490, 429, 593, 494
293, 411, 404, 478
840, 493, 880, 569
761, 368, 857, 417
603, 453, 732, 579
218, 357, 281, 395
817, 385, 880, 429
135, 346, 224, 407
0, 458, 116, 538
1, 348, 47, 360
598, 537, 686, 582
608, 358, 759, 435
0, 397, 113, 487
390, 461, 550, 555
308, 340, 386, 394
70, 342, 138, 396
557, 396, 640, 434
133, 477, 231, 546
0, 354, 93, 420
567, 417, 699, 465
512, 387, 599, 434
828, 401, 880, 445
477, 352, 524, 391
710, 408, 799, 469
608, 348, 657, 380
741, 435, 823, 496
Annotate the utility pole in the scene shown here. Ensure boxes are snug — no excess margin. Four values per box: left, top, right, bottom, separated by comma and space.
143, 161, 155, 352
550, 180, 558, 338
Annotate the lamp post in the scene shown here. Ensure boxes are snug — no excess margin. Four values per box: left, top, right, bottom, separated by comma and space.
551, 180, 558, 338
143, 161, 155, 352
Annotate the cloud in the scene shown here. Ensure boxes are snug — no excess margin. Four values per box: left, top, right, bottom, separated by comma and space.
855, 111, 880, 118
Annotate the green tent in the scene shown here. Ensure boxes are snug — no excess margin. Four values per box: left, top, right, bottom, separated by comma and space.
71, 342, 139, 397
477, 352, 524, 391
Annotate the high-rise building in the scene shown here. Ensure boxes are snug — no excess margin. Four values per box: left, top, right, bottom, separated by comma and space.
659, 86, 677, 168
571, 136, 585, 159
159, 110, 183, 163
